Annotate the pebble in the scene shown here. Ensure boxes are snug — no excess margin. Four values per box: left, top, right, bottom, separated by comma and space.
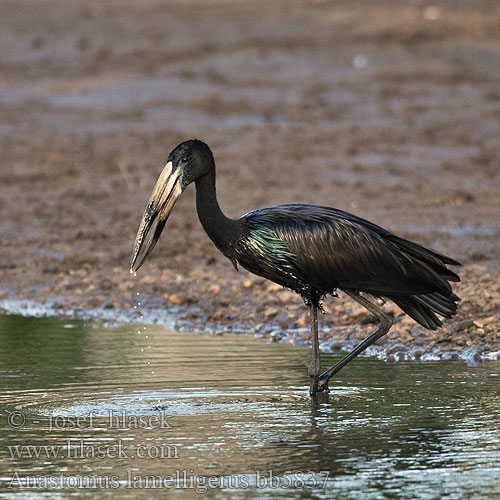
168, 294, 183, 305
296, 313, 308, 328
413, 349, 424, 360
264, 307, 278, 318
266, 283, 282, 292
351, 309, 368, 320
453, 319, 474, 333
278, 318, 289, 329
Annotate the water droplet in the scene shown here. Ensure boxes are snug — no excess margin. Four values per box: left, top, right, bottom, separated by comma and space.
145, 336, 148, 339
141, 348, 144, 352
147, 361, 150, 365
151, 371, 155, 374
136, 292, 140, 296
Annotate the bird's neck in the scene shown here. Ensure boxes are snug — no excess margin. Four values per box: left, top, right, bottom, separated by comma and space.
195, 171, 238, 251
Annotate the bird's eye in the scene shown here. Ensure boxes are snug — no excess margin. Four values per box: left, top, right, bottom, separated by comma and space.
180, 157, 188, 165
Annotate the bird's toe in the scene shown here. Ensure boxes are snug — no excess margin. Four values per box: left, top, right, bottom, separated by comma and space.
318, 376, 330, 393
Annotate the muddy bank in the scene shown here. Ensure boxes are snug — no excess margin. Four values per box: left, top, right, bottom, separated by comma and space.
0, 0, 499, 361
1, 262, 499, 364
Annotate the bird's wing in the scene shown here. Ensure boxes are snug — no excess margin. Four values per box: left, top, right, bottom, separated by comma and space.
241, 204, 456, 297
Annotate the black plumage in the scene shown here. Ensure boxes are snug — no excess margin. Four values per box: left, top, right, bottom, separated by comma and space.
235, 204, 459, 330
131, 139, 461, 396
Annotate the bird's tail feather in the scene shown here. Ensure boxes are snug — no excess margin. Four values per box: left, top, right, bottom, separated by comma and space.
389, 290, 459, 330
385, 235, 461, 329
389, 235, 461, 282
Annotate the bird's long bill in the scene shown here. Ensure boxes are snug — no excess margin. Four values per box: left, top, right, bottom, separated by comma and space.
130, 161, 182, 273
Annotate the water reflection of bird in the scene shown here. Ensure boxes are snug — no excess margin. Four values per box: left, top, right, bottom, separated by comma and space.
131, 140, 460, 396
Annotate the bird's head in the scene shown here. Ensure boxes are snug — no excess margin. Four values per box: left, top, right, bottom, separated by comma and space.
130, 139, 213, 273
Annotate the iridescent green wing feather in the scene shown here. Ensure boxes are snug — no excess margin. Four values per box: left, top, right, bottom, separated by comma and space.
240, 204, 457, 297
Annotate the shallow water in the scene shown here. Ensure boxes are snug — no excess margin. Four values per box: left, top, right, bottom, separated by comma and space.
0, 315, 499, 499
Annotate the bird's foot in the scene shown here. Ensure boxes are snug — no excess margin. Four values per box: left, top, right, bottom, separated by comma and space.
317, 375, 330, 393
310, 374, 331, 395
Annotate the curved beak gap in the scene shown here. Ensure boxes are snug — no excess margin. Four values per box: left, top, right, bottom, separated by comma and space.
130, 161, 183, 273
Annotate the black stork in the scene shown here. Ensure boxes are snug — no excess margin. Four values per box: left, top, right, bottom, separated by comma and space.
130, 139, 460, 396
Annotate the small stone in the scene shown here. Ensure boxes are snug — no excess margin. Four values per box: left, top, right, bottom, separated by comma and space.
328, 341, 343, 351
264, 307, 278, 318
435, 333, 450, 344
413, 349, 424, 360
482, 316, 496, 325
278, 318, 289, 329
278, 291, 295, 304
296, 313, 307, 328
453, 319, 474, 333
351, 309, 368, 320
266, 283, 282, 292
168, 294, 182, 305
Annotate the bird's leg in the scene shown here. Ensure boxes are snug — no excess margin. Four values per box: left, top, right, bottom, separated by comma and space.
308, 302, 321, 396
318, 290, 393, 392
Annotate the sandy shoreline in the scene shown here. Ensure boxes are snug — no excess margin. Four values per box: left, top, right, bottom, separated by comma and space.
1, 261, 499, 364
